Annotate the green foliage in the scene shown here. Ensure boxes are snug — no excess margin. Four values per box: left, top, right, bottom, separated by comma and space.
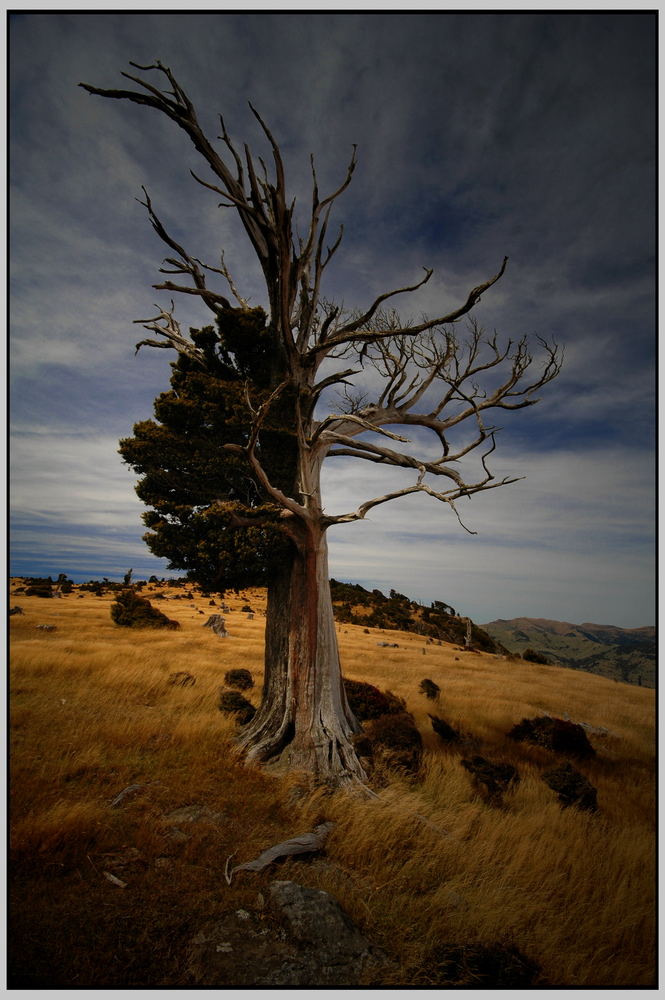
119, 307, 297, 594
110, 590, 180, 630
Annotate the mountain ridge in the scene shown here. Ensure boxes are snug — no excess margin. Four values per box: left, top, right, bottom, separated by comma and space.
481, 617, 655, 687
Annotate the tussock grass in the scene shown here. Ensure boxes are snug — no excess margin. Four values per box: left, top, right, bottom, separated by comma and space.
9, 583, 655, 987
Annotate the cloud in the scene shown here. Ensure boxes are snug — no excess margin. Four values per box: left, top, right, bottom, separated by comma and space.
9, 12, 655, 628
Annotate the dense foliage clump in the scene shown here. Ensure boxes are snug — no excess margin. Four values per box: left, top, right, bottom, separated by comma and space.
224, 669, 254, 691
421, 942, 542, 987
110, 590, 180, 630
363, 712, 423, 774
119, 308, 297, 596
508, 716, 595, 759
218, 690, 256, 724
522, 648, 550, 665
343, 679, 405, 721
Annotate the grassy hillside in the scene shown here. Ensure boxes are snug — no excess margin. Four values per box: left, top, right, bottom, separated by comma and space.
482, 617, 655, 687
9, 580, 655, 987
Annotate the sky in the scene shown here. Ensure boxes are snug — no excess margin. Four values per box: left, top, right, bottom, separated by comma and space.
9, 11, 656, 628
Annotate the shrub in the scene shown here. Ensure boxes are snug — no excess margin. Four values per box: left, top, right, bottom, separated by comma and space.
224, 668, 254, 691
419, 678, 441, 700
110, 590, 180, 630
461, 755, 520, 806
218, 689, 255, 725
363, 712, 423, 774
429, 714, 461, 743
343, 679, 404, 721
508, 716, 595, 759
522, 648, 549, 665
542, 762, 598, 811
421, 942, 541, 987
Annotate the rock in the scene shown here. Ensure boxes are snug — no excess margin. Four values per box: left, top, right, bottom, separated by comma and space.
508, 716, 595, 759
461, 755, 520, 806
541, 762, 598, 811
187, 881, 387, 985
35, 624, 56, 632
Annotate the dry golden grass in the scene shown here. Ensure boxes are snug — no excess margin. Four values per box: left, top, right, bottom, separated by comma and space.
9, 581, 656, 987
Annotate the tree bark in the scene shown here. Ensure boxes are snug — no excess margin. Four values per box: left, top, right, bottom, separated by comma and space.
238, 521, 366, 784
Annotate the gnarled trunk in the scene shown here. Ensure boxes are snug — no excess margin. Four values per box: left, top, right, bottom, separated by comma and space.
237, 521, 366, 784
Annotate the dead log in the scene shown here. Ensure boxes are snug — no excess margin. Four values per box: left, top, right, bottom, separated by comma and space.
203, 614, 228, 637
224, 821, 334, 885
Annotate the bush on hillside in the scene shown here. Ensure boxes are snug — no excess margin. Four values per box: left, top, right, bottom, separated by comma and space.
421, 942, 542, 987
218, 689, 256, 725
343, 679, 405, 721
522, 648, 550, 665
110, 590, 180, 630
363, 712, 423, 775
224, 668, 254, 691
508, 716, 595, 759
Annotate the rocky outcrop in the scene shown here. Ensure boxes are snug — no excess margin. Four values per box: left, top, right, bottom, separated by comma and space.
187, 880, 387, 985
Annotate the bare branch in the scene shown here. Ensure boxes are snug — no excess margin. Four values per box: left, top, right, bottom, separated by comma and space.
315, 257, 509, 356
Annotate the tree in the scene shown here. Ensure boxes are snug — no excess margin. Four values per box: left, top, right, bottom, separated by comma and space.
80, 62, 561, 785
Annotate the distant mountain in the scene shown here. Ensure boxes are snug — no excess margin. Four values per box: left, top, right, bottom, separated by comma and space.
481, 617, 655, 687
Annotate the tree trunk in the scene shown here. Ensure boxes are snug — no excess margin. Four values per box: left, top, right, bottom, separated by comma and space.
237, 522, 366, 785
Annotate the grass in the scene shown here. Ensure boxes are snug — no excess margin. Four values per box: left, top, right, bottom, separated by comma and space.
8, 581, 656, 986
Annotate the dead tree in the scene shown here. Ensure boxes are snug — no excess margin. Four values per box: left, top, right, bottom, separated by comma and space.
80, 63, 561, 785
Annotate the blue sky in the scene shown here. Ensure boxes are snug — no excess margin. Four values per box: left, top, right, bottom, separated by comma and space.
9, 11, 656, 627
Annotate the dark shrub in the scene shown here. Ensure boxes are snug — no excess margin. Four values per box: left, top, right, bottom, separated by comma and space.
110, 590, 180, 630
542, 762, 598, 811
461, 755, 520, 806
364, 712, 423, 774
429, 714, 461, 743
343, 678, 404, 721
508, 716, 595, 759
224, 668, 254, 691
522, 648, 549, 665
423, 942, 541, 987
25, 578, 53, 598
241, 604, 254, 613
419, 678, 441, 700
218, 689, 255, 725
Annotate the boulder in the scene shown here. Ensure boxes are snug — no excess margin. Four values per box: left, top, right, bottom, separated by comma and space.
187, 881, 387, 986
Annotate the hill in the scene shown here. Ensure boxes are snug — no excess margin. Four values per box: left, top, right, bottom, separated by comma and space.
9, 578, 655, 986
330, 579, 504, 654
481, 617, 655, 687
